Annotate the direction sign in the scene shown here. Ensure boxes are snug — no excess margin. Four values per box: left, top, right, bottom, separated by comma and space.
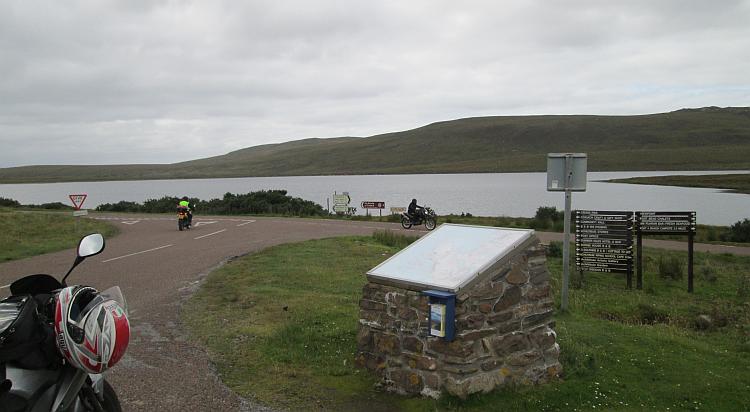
361, 201, 385, 209
636, 211, 696, 234
69, 194, 88, 210
333, 193, 350, 205
332, 204, 349, 213
574, 210, 634, 283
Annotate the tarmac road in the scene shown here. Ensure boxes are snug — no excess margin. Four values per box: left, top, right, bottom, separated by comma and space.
0, 215, 427, 411
1, 215, 748, 411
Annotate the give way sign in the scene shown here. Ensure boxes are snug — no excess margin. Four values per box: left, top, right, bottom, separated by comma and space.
69, 194, 88, 210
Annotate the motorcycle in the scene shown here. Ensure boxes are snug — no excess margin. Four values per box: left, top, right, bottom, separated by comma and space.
401, 207, 437, 231
177, 206, 191, 231
1, 234, 127, 412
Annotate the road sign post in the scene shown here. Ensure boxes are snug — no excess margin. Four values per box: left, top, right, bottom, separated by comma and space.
69, 194, 87, 210
361, 201, 386, 217
575, 210, 634, 288
635, 211, 696, 292
547, 153, 587, 312
333, 192, 352, 215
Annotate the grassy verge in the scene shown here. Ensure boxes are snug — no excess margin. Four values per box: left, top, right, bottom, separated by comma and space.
0, 209, 119, 262
607, 173, 750, 194
184, 232, 750, 411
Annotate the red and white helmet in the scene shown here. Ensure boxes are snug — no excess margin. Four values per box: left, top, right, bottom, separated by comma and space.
54, 285, 130, 373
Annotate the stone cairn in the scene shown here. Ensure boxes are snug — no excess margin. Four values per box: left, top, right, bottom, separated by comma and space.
355, 237, 561, 398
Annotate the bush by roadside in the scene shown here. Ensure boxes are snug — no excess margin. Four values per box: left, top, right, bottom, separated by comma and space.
96, 190, 326, 217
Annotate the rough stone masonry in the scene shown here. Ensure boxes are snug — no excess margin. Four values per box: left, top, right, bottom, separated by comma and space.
355, 237, 561, 398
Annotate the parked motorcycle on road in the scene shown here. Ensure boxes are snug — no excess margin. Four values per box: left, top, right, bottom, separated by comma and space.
1, 234, 129, 412
401, 207, 437, 231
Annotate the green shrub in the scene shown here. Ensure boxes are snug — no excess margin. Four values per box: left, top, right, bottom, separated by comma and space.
532, 206, 565, 230
547, 241, 563, 258
728, 219, 750, 242
96, 190, 326, 217
0, 197, 21, 207
635, 303, 670, 324
658, 255, 684, 280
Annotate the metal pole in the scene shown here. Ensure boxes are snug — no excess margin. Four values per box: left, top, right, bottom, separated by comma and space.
561, 155, 572, 311
637, 232, 643, 289
688, 232, 694, 293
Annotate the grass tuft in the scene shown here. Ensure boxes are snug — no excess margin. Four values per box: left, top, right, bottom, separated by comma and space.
372, 229, 419, 249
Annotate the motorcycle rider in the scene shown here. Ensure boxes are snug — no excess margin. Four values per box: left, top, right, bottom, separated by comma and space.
407, 198, 424, 224
178, 196, 193, 226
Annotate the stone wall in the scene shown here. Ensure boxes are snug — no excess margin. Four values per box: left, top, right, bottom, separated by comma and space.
355, 238, 561, 398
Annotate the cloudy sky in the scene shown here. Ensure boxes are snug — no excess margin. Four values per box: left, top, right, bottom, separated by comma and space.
1, 1, 749, 167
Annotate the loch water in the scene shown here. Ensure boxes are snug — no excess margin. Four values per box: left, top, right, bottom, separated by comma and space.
1, 171, 748, 226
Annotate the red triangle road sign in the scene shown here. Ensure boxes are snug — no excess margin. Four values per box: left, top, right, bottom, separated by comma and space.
69, 194, 87, 210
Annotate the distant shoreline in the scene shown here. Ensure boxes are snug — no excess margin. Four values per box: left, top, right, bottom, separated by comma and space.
1, 169, 748, 185
606, 173, 750, 194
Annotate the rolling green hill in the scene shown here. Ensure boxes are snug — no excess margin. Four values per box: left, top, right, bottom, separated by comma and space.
2, 106, 749, 183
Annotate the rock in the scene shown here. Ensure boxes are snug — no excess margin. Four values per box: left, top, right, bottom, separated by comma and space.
492, 332, 529, 356
695, 314, 713, 330
356, 328, 373, 351
373, 333, 400, 355
457, 313, 486, 330
406, 354, 438, 371
402, 336, 424, 353
493, 286, 522, 312
505, 264, 529, 285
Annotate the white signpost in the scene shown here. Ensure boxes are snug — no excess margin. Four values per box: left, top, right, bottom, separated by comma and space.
69, 193, 89, 233
332, 192, 351, 214
546, 153, 587, 311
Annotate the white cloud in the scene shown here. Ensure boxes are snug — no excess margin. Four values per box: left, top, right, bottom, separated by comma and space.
1, 0, 749, 166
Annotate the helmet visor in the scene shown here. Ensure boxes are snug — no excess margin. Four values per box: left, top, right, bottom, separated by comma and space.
78, 286, 129, 320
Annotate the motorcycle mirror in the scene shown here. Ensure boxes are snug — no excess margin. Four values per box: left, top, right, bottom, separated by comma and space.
61, 234, 106, 286
78, 233, 105, 258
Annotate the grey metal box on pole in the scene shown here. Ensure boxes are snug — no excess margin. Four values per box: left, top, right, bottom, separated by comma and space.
547, 153, 587, 192
546, 153, 587, 312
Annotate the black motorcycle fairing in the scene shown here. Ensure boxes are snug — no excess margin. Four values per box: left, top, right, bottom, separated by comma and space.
9, 275, 62, 297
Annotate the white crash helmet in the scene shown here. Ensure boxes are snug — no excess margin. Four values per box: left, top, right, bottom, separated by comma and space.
54, 285, 130, 373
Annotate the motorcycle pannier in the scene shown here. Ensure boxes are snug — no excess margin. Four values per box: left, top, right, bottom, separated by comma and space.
0, 295, 49, 368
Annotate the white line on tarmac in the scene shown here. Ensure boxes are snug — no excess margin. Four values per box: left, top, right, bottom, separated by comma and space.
236, 220, 255, 227
194, 229, 227, 240
0, 284, 9, 289
102, 244, 174, 263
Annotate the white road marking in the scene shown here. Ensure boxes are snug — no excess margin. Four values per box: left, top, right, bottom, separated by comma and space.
236, 220, 256, 227
102, 244, 174, 263
0, 284, 9, 289
194, 229, 227, 240
194, 221, 218, 227
122, 221, 140, 225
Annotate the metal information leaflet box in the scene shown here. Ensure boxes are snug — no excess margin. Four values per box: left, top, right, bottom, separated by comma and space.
546, 153, 587, 192
423, 290, 456, 340
366, 224, 535, 341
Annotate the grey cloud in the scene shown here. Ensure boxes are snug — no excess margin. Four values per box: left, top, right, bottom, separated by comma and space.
1, 0, 749, 166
